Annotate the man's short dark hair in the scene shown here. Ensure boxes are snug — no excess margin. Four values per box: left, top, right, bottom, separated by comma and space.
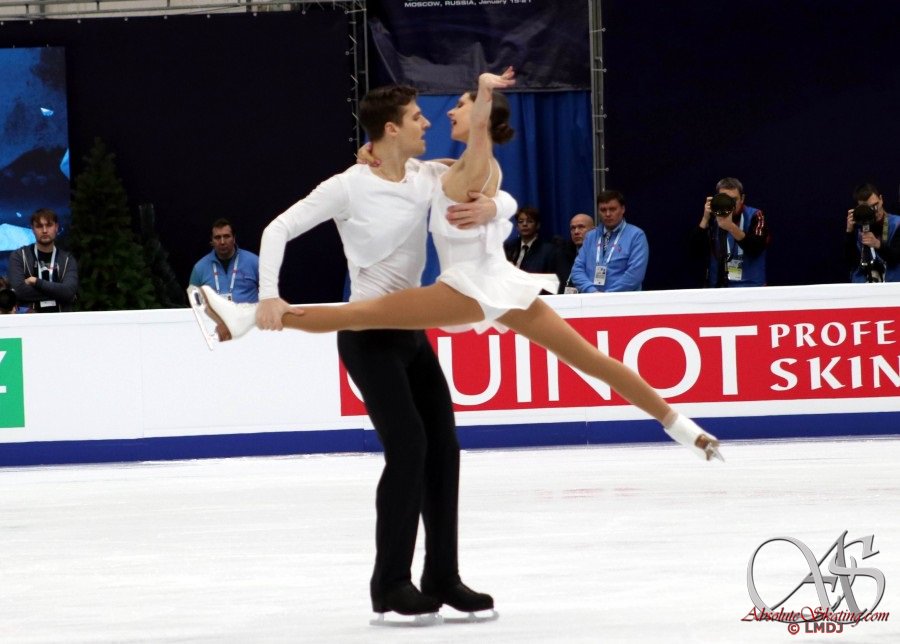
715, 177, 744, 195
30, 208, 58, 227
211, 218, 233, 233
853, 182, 881, 203
597, 189, 625, 206
359, 85, 418, 142
516, 206, 541, 224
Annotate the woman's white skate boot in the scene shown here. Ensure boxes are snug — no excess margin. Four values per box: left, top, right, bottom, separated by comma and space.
187, 285, 257, 343
664, 414, 724, 461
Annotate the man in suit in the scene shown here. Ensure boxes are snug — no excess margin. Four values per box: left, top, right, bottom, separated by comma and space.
503, 206, 559, 276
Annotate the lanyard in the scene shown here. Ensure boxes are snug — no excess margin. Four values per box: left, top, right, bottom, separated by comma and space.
725, 213, 745, 260
34, 245, 57, 282
595, 223, 625, 267
212, 251, 239, 296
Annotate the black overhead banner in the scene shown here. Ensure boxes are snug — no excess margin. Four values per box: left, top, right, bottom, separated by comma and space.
368, 0, 590, 93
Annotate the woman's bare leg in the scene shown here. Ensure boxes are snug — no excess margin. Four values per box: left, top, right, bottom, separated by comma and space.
498, 299, 673, 424
281, 281, 485, 333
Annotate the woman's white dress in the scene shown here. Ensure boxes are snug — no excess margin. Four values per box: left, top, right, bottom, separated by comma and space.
430, 184, 559, 333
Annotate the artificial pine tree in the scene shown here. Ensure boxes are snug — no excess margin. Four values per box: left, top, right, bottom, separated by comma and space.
68, 139, 160, 310
138, 203, 187, 308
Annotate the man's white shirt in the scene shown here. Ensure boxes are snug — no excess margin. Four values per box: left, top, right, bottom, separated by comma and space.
259, 160, 448, 302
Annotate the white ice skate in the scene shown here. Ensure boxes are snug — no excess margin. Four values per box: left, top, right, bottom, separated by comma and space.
664, 415, 724, 461
186, 285, 257, 349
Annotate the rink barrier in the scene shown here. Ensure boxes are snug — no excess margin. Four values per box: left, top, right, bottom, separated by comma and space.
1, 283, 899, 466
2, 412, 899, 466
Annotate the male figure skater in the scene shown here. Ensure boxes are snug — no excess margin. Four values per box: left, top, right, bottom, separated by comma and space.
254, 86, 510, 623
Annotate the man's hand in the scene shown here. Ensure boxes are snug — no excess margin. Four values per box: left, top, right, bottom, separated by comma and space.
716, 213, 738, 234
700, 196, 712, 229
216, 322, 232, 342
24, 276, 37, 286
860, 231, 881, 249
256, 297, 303, 331
846, 209, 856, 233
446, 191, 496, 229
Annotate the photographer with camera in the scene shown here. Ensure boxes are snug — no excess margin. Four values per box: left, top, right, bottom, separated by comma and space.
690, 177, 770, 287
844, 183, 900, 283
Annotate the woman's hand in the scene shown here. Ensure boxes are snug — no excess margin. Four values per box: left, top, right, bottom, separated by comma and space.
478, 66, 516, 92
355, 142, 381, 167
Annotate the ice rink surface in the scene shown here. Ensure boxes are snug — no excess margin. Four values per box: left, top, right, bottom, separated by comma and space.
2, 437, 898, 643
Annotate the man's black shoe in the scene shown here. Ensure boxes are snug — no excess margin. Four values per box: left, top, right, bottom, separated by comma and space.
372, 582, 441, 615
421, 580, 494, 612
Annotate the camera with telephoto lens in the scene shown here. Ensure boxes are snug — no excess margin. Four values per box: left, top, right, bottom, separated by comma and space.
852, 204, 877, 230
859, 254, 885, 283
710, 193, 736, 219
853, 204, 885, 282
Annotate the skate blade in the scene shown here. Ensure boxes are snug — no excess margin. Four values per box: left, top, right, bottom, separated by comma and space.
369, 612, 443, 627
186, 286, 217, 351
695, 434, 725, 463
443, 609, 499, 624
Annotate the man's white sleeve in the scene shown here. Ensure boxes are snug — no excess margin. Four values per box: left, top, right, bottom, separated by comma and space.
259, 175, 349, 300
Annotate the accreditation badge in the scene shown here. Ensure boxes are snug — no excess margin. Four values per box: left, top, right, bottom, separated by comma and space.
593, 265, 607, 286
727, 258, 744, 282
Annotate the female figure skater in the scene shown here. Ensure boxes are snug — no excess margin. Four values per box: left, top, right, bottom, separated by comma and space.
197, 68, 722, 461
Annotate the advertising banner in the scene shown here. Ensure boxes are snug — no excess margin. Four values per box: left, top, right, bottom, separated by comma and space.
340, 289, 900, 424
1, 284, 898, 465
368, 0, 590, 92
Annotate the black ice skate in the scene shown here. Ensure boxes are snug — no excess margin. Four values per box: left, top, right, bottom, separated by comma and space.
369, 583, 442, 627
422, 579, 499, 623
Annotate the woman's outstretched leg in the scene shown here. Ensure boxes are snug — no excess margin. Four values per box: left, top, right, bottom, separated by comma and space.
282, 282, 485, 333
497, 298, 673, 423
498, 299, 722, 460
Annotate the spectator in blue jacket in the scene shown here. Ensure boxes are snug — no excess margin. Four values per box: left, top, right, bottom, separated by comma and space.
189, 218, 259, 340
844, 182, 900, 282
690, 177, 770, 287
570, 190, 648, 293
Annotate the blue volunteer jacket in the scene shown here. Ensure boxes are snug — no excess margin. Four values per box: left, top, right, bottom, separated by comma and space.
851, 212, 900, 283
570, 221, 648, 293
707, 206, 767, 287
189, 247, 260, 303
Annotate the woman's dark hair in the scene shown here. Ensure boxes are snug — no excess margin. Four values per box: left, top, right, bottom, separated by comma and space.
466, 90, 515, 145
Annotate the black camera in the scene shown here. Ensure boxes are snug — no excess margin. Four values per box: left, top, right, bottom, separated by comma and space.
860, 254, 885, 283
710, 193, 736, 218
852, 204, 877, 229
